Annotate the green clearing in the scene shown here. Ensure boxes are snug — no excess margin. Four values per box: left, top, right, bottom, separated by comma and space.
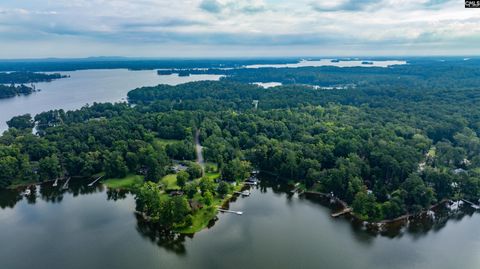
154, 138, 181, 147
161, 174, 180, 190
102, 174, 144, 189
175, 182, 245, 234
8, 178, 39, 189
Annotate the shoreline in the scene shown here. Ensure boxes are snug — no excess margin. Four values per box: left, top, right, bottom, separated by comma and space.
303, 191, 456, 226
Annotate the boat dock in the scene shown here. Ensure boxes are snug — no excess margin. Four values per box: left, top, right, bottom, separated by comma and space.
62, 177, 71, 190
331, 207, 353, 218
218, 208, 243, 215
462, 199, 480, 210
88, 175, 103, 187
235, 190, 250, 196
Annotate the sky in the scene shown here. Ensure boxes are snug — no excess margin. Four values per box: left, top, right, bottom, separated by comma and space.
0, 0, 479, 58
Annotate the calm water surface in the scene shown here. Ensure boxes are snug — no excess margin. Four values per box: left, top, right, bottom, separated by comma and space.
1, 179, 479, 269
245, 59, 407, 68
0, 69, 222, 132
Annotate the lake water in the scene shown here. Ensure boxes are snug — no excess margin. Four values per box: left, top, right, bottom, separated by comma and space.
1, 179, 479, 269
252, 82, 283, 88
0, 69, 222, 132
245, 59, 407, 68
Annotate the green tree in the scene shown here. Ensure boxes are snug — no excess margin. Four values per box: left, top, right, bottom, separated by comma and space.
104, 152, 128, 178
176, 171, 189, 188
222, 158, 251, 182
184, 183, 198, 198
187, 163, 203, 180
203, 191, 213, 206
199, 176, 215, 195
38, 155, 62, 181
7, 114, 34, 130
401, 173, 435, 213
217, 181, 230, 197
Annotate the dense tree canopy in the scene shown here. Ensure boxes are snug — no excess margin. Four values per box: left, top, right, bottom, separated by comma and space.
3, 59, 480, 222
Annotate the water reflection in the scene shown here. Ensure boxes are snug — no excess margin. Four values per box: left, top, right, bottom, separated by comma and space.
0, 188, 22, 209
135, 214, 189, 255
259, 175, 480, 243
106, 188, 128, 201
1, 176, 479, 256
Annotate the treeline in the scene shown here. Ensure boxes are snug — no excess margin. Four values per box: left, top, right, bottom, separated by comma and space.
0, 72, 66, 84
0, 84, 34, 99
0, 103, 197, 188
155, 59, 480, 89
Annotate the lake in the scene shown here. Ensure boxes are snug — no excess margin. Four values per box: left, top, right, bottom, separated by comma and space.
0, 69, 222, 132
245, 59, 407, 68
1, 179, 479, 269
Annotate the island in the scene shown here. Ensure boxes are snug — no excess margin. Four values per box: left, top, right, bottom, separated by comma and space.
0, 71, 68, 99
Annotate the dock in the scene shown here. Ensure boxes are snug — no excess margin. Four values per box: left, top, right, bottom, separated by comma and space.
52, 178, 59, 187
218, 208, 243, 215
331, 207, 352, 218
462, 199, 480, 210
88, 175, 103, 187
235, 190, 250, 196
62, 177, 71, 190
290, 182, 301, 194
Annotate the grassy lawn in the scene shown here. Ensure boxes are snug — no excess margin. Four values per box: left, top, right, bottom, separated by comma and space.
154, 138, 181, 148
175, 181, 245, 234
205, 171, 221, 181
176, 206, 217, 234
161, 174, 180, 190
8, 178, 39, 189
102, 174, 144, 190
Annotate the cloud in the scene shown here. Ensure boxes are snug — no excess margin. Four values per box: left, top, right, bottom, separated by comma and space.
199, 0, 266, 14
311, 0, 382, 12
0, 0, 479, 57
199, 0, 223, 13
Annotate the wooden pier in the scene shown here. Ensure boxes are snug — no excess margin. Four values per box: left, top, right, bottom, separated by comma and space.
331, 207, 352, 218
235, 191, 251, 196
218, 208, 243, 215
62, 177, 71, 190
462, 199, 480, 209
88, 175, 103, 187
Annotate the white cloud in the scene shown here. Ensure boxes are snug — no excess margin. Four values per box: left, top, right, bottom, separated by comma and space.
0, 0, 478, 57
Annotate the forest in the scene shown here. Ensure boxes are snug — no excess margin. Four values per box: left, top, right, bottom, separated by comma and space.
0, 71, 67, 99
1, 59, 480, 224
0, 84, 35, 99
0, 71, 66, 84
